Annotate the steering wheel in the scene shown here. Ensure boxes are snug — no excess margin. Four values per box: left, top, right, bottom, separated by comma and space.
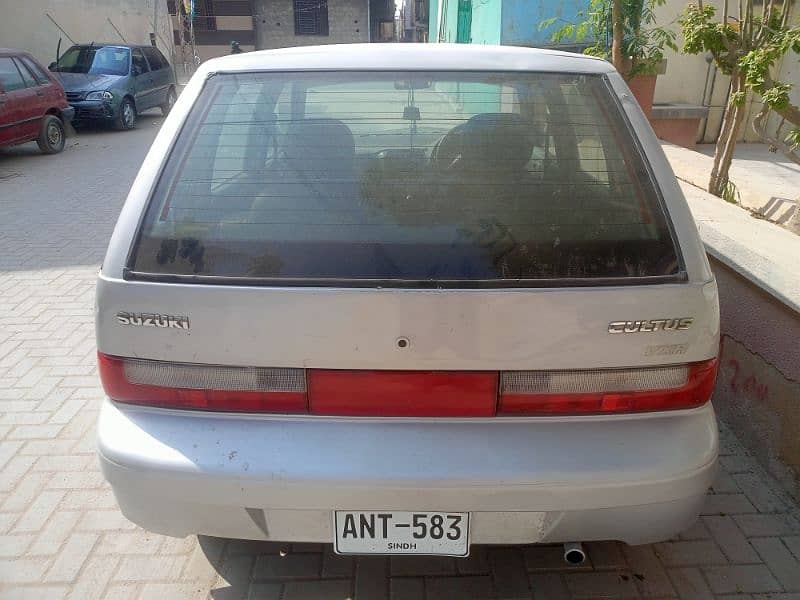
430, 127, 469, 173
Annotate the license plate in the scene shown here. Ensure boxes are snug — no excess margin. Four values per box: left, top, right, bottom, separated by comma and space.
334, 511, 469, 556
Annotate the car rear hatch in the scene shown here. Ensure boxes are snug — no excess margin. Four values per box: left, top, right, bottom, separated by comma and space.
96, 68, 719, 417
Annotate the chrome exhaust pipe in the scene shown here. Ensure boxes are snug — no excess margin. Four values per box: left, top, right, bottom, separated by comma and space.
563, 542, 587, 565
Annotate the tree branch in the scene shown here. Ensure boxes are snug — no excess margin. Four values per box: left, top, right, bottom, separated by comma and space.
753, 106, 800, 165
780, 0, 791, 29
755, 0, 773, 45
612, 0, 625, 71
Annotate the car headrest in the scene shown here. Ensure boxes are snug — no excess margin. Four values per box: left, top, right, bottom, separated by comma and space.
282, 118, 355, 176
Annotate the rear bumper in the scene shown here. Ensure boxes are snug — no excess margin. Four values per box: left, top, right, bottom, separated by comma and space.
98, 399, 718, 546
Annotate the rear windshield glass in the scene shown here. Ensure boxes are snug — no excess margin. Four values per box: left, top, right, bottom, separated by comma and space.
130, 71, 680, 284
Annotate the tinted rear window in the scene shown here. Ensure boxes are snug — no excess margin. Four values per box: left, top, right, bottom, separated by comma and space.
130, 71, 680, 285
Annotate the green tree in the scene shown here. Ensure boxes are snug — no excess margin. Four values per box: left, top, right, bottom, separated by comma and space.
680, 0, 800, 197
541, 0, 677, 77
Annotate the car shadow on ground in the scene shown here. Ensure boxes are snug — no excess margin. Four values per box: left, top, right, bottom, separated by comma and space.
198, 535, 625, 599
0, 111, 164, 160
69, 109, 165, 136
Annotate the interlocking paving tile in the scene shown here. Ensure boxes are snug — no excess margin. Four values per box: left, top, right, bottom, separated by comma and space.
282, 579, 354, 600
667, 567, 715, 599
734, 514, 800, 537
487, 547, 530, 598
702, 564, 782, 595
750, 537, 800, 591
425, 575, 494, 600
528, 572, 570, 599
621, 544, 676, 597
652, 540, 728, 567
389, 555, 457, 576
703, 515, 761, 563
354, 556, 389, 599
252, 553, 322, 580
389, 576, 425, 599
564, 571, 639, 598
701, 493, 758, 516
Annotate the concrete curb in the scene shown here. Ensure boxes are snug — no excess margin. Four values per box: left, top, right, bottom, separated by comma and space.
680, 181, 800, 315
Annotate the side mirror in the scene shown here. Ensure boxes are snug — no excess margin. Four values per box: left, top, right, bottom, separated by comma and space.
48, 62, 57, 71
132, 65, 142, 76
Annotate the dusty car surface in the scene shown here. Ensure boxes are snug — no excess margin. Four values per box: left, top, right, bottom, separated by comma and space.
51, 43, 176, 130
0, 48, 74, 153
96, 44, 720, 557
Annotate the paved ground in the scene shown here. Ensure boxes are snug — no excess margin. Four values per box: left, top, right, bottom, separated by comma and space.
664, 142, 799, 232
696, 143, 800, 209
2, 117, 800, 599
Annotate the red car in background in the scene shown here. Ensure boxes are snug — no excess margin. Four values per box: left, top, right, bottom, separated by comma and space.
0, 48, 74, 154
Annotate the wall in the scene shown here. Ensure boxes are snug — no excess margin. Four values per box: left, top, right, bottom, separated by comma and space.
471, 0, 502, 45
710, 257, 800, 502
0, 0, 174, 68
768, 43, 800, 147
653, 0, 799, 144
253, 0, 369, 50
429, 0, 458, 42
500, 0, 586, 47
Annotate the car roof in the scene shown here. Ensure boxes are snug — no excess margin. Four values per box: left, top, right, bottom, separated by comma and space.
199, 43, 615, 75
66, 43, 147, 49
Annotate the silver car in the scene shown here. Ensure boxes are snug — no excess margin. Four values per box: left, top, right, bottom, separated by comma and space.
96, 44, 719, 559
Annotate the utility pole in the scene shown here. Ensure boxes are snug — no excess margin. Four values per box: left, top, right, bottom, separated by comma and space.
176, 0, 198, 73
253, 0, 267, 50
178, 1, 188, 75
153, 0, 158, 45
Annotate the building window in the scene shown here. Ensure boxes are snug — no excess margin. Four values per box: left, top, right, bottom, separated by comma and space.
294, 0, 329, 36
194, 0, 217, 31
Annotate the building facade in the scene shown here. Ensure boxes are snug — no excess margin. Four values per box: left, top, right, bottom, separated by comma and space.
253, 0, 369, 50
400, 0, 429, 42
428, 0, 585, 48
169, 0, 380, 62
169, 0, 256, 62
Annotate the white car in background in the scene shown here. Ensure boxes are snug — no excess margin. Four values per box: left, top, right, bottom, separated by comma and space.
96, 44, 719, 560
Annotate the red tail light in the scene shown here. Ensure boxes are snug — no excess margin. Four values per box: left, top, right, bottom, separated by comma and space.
98, 353, 716, 416
97, 353, 307, 413
307, 370, 498, 417
498, 359, 718, 415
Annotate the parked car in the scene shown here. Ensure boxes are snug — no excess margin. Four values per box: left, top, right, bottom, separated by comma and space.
0, 48, 73, 154
50, 43, 176, 130
96, 44, 720, 558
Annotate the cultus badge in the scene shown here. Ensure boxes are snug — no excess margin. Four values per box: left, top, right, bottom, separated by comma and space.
608, 318, 693, 334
